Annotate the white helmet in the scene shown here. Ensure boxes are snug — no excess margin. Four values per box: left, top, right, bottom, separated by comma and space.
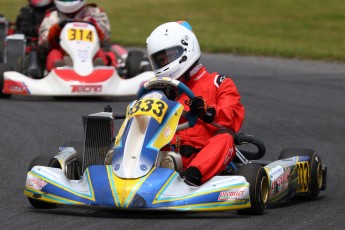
54, 0, 86, 14
146, 21, 201, 80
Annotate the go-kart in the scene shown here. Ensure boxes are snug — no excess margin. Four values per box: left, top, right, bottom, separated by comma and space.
24, 77, 327, 214
0, 20, 153, 98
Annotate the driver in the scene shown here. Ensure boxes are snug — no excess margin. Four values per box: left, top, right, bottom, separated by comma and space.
146, 21, 245, 186
38, 0, 116, 71
14, 0, 55, 78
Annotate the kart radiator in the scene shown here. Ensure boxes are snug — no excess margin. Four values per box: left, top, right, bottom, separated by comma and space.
82, 111, 115, 172
4, 34, 26, 72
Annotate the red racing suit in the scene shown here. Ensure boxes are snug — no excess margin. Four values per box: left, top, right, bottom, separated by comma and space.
173, 64, 245, 183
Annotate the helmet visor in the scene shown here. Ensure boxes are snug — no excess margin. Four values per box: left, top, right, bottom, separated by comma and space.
150, 46, 184, 70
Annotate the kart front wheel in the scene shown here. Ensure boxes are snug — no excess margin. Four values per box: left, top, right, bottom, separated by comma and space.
279, 148, 324, 200
27, 156, 61, 209
236, 164, 269, 215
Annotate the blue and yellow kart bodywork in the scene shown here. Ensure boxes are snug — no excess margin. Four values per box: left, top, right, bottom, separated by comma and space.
24, 78, 326, 213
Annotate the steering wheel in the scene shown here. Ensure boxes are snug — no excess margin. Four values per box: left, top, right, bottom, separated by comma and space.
137, 77, 197, 130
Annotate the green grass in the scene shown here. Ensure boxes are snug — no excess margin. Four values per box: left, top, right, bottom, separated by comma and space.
1, 0, 345, 61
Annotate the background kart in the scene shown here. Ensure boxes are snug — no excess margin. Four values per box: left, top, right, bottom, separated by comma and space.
24, 78, 327, 214
0, 19, 153, 98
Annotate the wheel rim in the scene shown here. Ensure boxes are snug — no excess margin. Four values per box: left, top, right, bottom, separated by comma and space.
260, 176, 269, 204
316, 163, 323, 189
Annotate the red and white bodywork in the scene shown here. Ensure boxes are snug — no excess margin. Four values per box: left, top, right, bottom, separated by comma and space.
2, 22, 154, 97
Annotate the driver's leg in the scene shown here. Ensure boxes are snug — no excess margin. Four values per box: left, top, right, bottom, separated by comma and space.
46, 48, 64, 71
182, 133, 235, 185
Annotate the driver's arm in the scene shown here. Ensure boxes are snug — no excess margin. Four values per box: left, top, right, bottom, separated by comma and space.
214, 77, 245, 133
78, 5, 111, 46
38, 11, 59, 50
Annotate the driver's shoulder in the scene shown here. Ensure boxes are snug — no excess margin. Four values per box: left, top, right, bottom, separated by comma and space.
213, 74, 234, 88
43, 8, 58, 19
82, 3, 103, 12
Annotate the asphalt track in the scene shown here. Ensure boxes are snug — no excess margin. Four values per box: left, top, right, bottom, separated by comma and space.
1, 53, 344, 230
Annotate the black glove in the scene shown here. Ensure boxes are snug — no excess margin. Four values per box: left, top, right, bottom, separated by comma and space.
186, 96, 216, 123
202, 106, 216, 123
186, 96, 207, 116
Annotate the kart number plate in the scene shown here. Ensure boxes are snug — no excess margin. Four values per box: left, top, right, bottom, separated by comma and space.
67, 28, 94, 42
128, 99, 168, 123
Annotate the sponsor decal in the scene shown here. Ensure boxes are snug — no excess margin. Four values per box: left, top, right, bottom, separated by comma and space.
218, 189, 246, 201
72, 23, 89, 28
27, 178, 47, 190
212, 177, 242, 187
193, 70, 206, 81
114, 164, 120, 171
140, 164, 147, 171
214, 75, 231, 87
269, 166, 284, 181
3, 80, 29, 95
71, 85, 102, 93
36, 167, 60, 179
163, 126, 172, 138
296, 162, 310, 193
270, 168, 291, 196
223, 148, 234, 165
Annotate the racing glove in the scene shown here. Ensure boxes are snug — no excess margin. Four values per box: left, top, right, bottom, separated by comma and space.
202, 106, 216, 123
186, 96, 216, 123
47, 23, 62, 48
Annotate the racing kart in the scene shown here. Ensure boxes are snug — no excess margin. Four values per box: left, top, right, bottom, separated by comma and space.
24, 77, 327, 214
0, 20, 153, 98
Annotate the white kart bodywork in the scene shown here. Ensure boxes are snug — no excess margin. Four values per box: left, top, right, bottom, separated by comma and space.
4, 68, 154, 96
2, 22, 154, 97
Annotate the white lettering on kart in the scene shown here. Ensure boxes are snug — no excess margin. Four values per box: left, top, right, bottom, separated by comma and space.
71, 85, 102, 93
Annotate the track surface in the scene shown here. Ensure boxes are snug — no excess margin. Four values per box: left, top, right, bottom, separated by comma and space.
1, 53, 344, 229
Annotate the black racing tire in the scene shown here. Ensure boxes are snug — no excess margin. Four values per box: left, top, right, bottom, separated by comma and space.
0, 63, 13, 98
236, 164, 269, 215
278, 148, 323, 200
27, 156, 61, 209
124, 50, 146, 79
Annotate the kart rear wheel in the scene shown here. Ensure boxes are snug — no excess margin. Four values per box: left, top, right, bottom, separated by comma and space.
27, 156, 61, 209
0, 63, 13, 98
236, 164, 269, 215
279, 148, 323, 200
